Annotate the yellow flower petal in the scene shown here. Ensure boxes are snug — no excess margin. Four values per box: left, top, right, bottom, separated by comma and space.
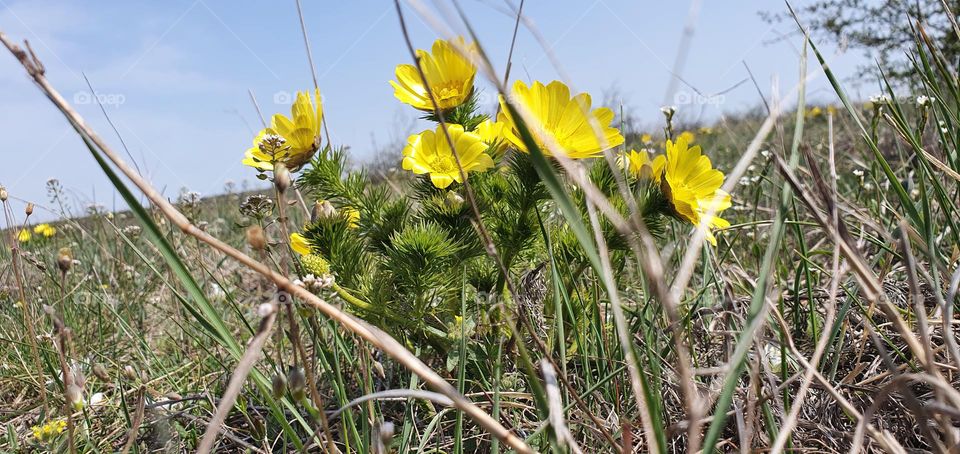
290, 233, 312, 256
498, 80, 624, 159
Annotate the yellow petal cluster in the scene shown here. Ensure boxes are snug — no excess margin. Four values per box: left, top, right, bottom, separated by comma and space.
342, 207, 360, 229
619, 149, 664, 180
32, 419, 66, 443
390, 37, 476, 111
475, 119, 509, 158
243, 89, 323, 172
33, 223, 56, 238
655, 136, 730, 245
497, 80, 624, 159
402, 124, 494, 188
17, 228, 30, 243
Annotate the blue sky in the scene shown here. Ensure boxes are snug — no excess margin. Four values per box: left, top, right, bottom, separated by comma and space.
0, 0, 868, 220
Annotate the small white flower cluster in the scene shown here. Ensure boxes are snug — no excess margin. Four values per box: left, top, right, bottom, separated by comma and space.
939, 120, 948, 134
916, 95, 935, 107
120, 225, 141, 237
869, 94, 891, 105
851, 167, 874, 190
294, 274, 334, 293
660, 105, 677, 116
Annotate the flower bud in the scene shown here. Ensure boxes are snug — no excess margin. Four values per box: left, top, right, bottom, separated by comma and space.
0, 186, 7, 201
444, 191, 465, 209
57, 247, 73, 274
123, 365, 137, 381
274, 164, 292, 193
287, 367, 306, 401
311, 200, 337, 223
25, 203, 34, 216
66, 384, 84, 411
92, 363, 109, 381
301, 254, 330, 276
246, 225, 267, 251
271, 373, 287, 399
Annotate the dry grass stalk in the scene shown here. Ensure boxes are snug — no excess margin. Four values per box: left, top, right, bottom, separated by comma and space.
0, 29, 534, 454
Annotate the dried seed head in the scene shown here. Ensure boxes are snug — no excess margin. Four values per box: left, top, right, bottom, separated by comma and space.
246, 225, 267, 251
123, 365, 137, 381
311, 200, 337, 223
0, 186, 7, 201
25, 202, 34, 216
57, 247, 73, 273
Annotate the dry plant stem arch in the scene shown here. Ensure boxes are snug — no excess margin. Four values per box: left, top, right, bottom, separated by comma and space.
0, 31, 535, 454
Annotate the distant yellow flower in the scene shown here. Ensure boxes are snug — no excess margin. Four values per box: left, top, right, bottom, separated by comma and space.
640, 133, 653, 144
402, 124, 494, 188
678, 130, 695, 144
498, 80, 624, 159
390, 37, 476, 111
657, 136, 730, 245
17, 228, 30, 243
33, 223, 55, 238
243, 89, 323, 172
475, 119, 509, 158
698, 126, 713, 135
805, 106, 823, 118
619, 149, 664, 180
290, 233, 312, 256
31, 419, 66, 443
343, 207, 360, 229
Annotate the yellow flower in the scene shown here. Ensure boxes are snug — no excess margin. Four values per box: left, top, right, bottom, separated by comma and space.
678, 130, 695, 144
390, 37, 476, 111
698, 126, 713, 135
475, 119, 509, 158
497, 80, 624, 159
640, 133, 653, 144
17, 228, 30, 243
32, 419, 66, 443
619, 149, 664, 180
402, 124, 494, 188
657, 136, 731, 245
343, 207, 360, 229
805, 106, 823, 118
290, 233, 312, 256
243, 89, 323, 172
33, 223, 55, 238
